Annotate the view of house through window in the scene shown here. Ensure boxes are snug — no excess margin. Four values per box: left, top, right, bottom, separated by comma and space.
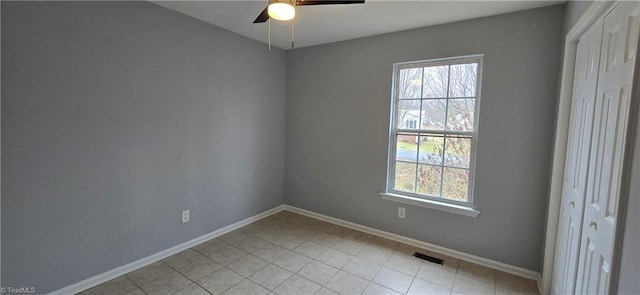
387, 55, 482, 205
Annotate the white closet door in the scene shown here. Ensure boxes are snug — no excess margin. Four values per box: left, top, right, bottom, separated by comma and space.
576, 2, 640, 294
551, 18, 603, 295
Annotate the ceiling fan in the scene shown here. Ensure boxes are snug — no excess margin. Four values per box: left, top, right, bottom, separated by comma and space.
253, 0, 365, 50
253, 0, 366, 23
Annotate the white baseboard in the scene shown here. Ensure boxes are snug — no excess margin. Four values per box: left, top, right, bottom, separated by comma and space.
283, 205, 541, 284
537, 273, 543, 294
49, 205, 285, 295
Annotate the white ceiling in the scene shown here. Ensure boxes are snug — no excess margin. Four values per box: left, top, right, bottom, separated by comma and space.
153, 0, 565, 49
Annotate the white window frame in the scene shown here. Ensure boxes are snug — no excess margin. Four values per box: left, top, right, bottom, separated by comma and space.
382, 55, 483, 216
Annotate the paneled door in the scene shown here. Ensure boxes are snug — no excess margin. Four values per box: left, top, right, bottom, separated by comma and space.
575, 1, 640, 294
551, 18, 603, 295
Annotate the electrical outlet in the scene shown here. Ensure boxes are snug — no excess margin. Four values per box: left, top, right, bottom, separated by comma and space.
398, 207, 406, 219
182, 210, 190, 223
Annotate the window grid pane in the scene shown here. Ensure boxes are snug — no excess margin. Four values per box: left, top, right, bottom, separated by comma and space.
396, 133, 418, 162
394, 161, 417, 193
397, 100, 421, 129
442, 167, 470, 201
444, 135, 472, 168
422, 65, 448, 98
398, 68, 423, 99
421, 99, 446, 131
417, 164, 442, 196
418, 134, 444, 165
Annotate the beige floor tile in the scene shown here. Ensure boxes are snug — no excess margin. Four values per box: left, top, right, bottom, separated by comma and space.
356, 245, 393, 265
273, 275, 321, 295
288, 228, 323, 241
369, 237, 400, 252
316, 248, 353, 268
384, 253, 422, 276
323, 224, 352, 237
395, 244, 427, 256
325, 270, 368, 295
253, 242, 291, 262
257, 229, 286, 243
223, 279, 270, 295
372, 267, 414, 294
272, 233, 305, 250
273, 251, 312, 272
361, 283, 402, 295
219, 229, 253, 244
297, 260, 339, 285
228, 254, 269, 277
407, 278, 451, 295
126, 261, 174, 286
453, 273, 495, 294
234, 236, 272, 253
332, 238, 367, 255
206, 245, 248, 265
344, 230, 375, 243
140, 271, 191, 295
342, 257, 381, 280
163, 249, 208, 269
307, 222, 332, 233
173, 283, 210, 295
192, 239, 229, 257
178, 258, 223, 281
238, 223, 265, 235
197, 268, 244, 295
315, 287, 340, 295
293, 241, 328, 259
312, 233, 343, 247
416, 262, 456, 289
249, 264, 293, 290
495, 271, 539, 294
81, 276, 138, 295
457, 260, 496, 284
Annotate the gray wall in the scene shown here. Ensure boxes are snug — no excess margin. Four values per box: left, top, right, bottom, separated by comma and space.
285, 5, 565, 271
563, 0, 592, 33
1, 1, 285, 293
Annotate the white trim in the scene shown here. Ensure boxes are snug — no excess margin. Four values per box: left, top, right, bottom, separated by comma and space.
541, 2, 618, 295
283, 205, 539, 283
379, 192, 479, 217
385, 54, 483, 208
48, 205, 285, 295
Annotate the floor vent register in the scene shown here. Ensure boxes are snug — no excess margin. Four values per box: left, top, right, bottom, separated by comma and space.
413, 252, 444, 265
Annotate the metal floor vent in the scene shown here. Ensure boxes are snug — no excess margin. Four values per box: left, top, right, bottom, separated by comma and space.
413, 252, 444, 265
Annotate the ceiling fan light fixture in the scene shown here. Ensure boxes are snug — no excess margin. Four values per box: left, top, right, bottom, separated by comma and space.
268, 2, 295, 21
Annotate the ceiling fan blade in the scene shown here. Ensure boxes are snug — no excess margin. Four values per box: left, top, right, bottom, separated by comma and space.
253, 6, 269, 23
295, 0, 365, 6
253, 0, 364, 23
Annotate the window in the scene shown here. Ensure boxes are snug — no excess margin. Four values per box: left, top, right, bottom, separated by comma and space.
406, 119, 417, 129
385, 55, 482, 207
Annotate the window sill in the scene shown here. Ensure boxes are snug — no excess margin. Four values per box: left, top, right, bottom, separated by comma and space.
379, 192, 480, 217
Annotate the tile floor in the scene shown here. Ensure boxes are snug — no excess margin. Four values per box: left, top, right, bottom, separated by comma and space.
81, 211, 539, 295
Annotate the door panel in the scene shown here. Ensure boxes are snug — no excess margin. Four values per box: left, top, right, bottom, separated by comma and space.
551, 18, 603, 295
576, 2, 640, 294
